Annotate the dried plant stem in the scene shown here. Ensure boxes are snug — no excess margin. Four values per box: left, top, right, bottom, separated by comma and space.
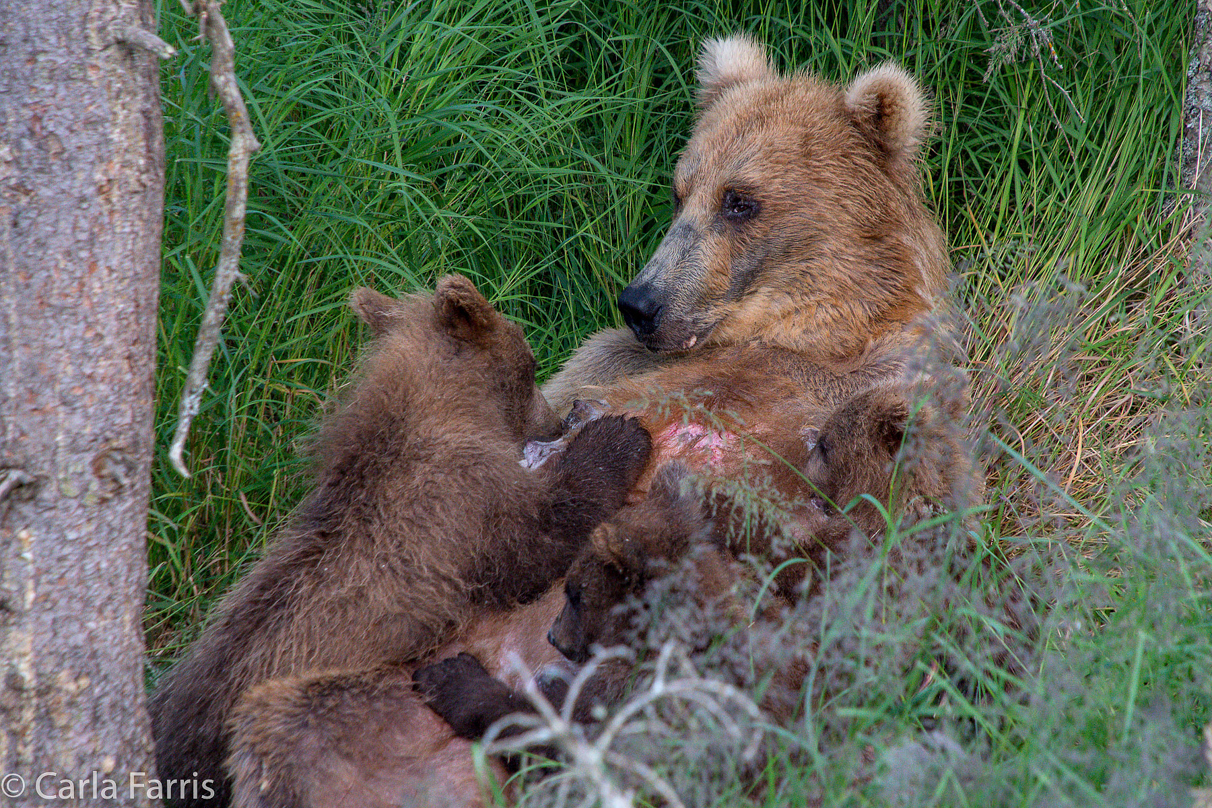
486, 644, 764, 807
168, 0, 261, 478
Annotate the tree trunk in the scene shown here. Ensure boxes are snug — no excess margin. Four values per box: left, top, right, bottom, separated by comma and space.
0, 0, 163, 804
1183, 0, 1212, 276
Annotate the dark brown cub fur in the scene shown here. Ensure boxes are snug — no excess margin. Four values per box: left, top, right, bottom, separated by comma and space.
548, 462, 724, 664
801, 381, 976, 548
418, 462, 798, 744
226, 587, 573, 808
149, 275, 651, 806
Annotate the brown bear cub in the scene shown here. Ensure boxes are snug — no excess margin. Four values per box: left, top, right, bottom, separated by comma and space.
148, 275, 651, 807
415, 463, 731, 745
799, 381, 976, 547
546, 461, 733, 665
543, 34, 953, 415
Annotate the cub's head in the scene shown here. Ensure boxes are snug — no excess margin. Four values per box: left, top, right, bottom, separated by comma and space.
803, 383, 971, 529
350, 274, 562, 443
619, 35, 947, 358
548, 463, 710, 663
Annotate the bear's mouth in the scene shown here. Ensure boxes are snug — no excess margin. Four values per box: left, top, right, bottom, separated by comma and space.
640, 316, 716, 354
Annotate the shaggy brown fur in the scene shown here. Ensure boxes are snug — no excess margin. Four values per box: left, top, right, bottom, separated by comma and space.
543, 33, 953, 416
537, 346, 907, 594
592, 344, 905, 491
800, 381, 977, 553
149, 275, 651, 807
547, 462, 732, 664
227, 588, 570, 808
566, 380, 979, 631
414, 36, 971, 778
418, 463, 803, 737
537, 39, 961, 618
627, 376, 978, 598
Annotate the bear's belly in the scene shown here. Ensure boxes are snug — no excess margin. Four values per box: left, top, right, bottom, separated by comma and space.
654, 420, 738, 470
455, 586, 574, 691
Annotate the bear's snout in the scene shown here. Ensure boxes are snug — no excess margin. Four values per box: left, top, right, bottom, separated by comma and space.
618, 282, 663, 339
548, 607, 590, 664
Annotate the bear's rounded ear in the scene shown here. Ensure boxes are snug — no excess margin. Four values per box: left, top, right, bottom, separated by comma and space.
434, 274, 497, 344
590, 523, 636, 576
802, 426, 821, 452
845, 62, 931, 162
649, 461, 710, 533
696, 34, 775, 109
873, 391, 912, 455
350, 287, 403, 337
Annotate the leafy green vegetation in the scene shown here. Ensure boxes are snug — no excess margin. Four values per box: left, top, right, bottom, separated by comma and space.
150, 0, 1208, 803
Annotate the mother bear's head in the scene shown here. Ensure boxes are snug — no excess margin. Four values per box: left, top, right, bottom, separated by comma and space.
618, 35, 948, 361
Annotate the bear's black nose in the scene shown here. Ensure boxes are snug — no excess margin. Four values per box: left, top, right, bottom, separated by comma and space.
617, 283, 662, 339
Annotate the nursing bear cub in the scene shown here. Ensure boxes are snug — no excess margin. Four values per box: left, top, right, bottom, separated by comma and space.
148, 275, 651, 807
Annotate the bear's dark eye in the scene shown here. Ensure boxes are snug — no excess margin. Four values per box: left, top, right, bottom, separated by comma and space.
816, 436, 830, 463
721, 189, 758, 222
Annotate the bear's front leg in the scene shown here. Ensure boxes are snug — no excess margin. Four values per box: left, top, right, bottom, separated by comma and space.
540, 327, 666, 415
549, 414, 652, 526
481, 415, 652, 608
414, 653, 533, 740
412, 651, 571, 770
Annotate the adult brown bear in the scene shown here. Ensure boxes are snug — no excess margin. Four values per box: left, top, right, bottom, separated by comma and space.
411, 34, 971, 791
224, 33, 965, 807
543, 34, 953, 425
530, 34, 959, 601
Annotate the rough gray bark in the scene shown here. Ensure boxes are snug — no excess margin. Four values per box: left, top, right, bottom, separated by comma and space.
1183, 0, 1212, 270
0, 0, 164, 804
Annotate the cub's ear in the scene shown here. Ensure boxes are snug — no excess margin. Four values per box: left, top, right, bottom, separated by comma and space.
696, 34, 775, 109
845, 63, 931, 162
802, 426, 821, 453
434, 274, 497, 344
648, 461, 700, 513
872, 391, 912, 456
350, 287, 403, 337
590, 523, 641, 577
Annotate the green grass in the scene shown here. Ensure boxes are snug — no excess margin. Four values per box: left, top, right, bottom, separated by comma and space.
149, 0, 1209, 803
